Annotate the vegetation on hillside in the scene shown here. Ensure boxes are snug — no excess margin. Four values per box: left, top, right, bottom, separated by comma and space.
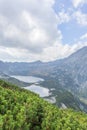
0, 80, 87, 130
40, 79, 87, 111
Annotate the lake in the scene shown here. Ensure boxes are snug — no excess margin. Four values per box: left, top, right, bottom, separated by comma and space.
11, 75, 44, 83
24, 85, 49, 97
11, 75, 49, 97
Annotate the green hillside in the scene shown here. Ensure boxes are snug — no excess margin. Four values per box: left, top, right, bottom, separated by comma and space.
0, 80, 87, 130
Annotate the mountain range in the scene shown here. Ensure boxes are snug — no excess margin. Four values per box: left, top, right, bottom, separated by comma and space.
0, 46, 87, 111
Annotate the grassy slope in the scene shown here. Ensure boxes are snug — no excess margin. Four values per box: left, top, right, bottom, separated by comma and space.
0, 80, 87, 130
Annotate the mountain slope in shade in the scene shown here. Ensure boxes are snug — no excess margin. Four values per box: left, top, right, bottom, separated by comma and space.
0, 72, 87, 111
53, 46, 87, 98
0, 46, 87, 107
0, 72, 31, 87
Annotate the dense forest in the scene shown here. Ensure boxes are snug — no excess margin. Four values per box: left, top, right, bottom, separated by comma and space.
0, 80, 87, 130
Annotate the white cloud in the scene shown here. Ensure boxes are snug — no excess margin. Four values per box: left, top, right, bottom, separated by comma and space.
80, 33, 87, 40
0, 0, 61, 53
72, 0, 87, 8
0, 40, 87, 62
73, 11, 87, 26
40, 42, 87, 62
0, 0, 87, 62
57, 10, 70, 24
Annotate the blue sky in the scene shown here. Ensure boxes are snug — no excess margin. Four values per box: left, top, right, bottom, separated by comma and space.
54, 0, 87, 44
0, 0, 87, 62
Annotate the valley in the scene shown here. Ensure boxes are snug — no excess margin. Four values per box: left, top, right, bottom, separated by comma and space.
0, 46, 87, 112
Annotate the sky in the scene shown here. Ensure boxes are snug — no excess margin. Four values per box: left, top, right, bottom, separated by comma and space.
0, 0, 87, 62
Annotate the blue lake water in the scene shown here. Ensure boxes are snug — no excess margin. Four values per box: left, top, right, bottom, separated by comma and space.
24, 85, 49, 97
11, 75, 44, 83
11, 75, 49, 97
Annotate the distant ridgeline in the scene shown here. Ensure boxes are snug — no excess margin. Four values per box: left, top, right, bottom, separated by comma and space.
0, 80, 87, 130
